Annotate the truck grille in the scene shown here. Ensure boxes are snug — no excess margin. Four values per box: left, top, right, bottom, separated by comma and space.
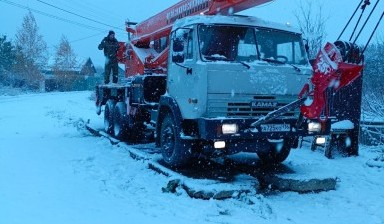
207, 95, 299, 118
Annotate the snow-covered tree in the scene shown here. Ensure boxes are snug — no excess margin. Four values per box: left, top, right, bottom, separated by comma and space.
13, 11, 48, 89
53, 35, 78, 73
0, 35, 15, 72
294, 0, 328, 59
0, 35, 16, 86
364, 41, 384, 93
361, 40, 384, 147
52, 35, 79, 91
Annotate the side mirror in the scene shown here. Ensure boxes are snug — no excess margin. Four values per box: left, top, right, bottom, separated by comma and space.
172, 38, 185, 63
173, 38, 184, 52
171, 28, 190, 63
303, 38, 310, 55
172, 51, 184, 63
305, 43, 310, 55
172, 37, 185, 63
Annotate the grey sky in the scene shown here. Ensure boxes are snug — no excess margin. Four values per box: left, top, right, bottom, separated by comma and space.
1, 0, 383, 67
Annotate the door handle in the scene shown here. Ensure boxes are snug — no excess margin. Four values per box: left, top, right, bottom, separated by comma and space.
186, 68, 193, 75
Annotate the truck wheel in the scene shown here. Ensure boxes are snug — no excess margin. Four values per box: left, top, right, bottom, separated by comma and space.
104, 99, 115, 135
129, 123, 145, 142
257, 140, 291, 164
160, 114, 193, 167
346, 128, 359, 156
329, 132, 358, 157
113, 102, 128, 140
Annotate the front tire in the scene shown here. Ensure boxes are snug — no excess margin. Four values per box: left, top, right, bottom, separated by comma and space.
257, 140, 291, 164
160, 114, 194, 167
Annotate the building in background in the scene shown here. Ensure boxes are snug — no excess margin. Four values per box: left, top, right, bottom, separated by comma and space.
42, 57, 101, 92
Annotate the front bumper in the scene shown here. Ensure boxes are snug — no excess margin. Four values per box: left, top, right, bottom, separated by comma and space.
197, 117, 330, 141
194, 117, 330, 155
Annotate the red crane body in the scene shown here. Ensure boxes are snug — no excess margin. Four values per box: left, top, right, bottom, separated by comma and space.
300, 42, 363, 120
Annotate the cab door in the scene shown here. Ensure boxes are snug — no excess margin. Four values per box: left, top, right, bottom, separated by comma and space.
168, 28, 204, 119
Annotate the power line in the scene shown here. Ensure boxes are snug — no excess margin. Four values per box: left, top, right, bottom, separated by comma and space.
70, 31, 105, 43
0, 0, 106, 32
71, 28, 130, 45
53, 0, 123, 25
36, 0, 125, 31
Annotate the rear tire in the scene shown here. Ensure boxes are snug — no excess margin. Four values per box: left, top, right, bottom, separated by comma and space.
113, 102, 129, 140
257, 140, 291, 164
160, 114, 194, 167
328, 132, 358, 158
104, 99, 116, 135
328, 135, 347, 158
346, 128, 359, 156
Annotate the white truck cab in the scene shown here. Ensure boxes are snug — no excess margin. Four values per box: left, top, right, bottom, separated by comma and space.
168, 15, 312, 119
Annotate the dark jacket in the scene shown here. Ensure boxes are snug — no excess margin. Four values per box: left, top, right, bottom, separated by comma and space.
98, 36, 119, 60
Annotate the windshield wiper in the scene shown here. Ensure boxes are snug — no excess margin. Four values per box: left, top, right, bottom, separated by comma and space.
203, 55, 229, 61
204, 55, 251, 69
289, 64, 301, 72
261, 58, 301, 73
261, 58, 284, 64
236, 60, 251, 69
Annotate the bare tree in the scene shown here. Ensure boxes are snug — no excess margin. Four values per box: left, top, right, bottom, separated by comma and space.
53, 35, 77, 72
53, 35, 79, 91
294, 0, 328, 59
14, 11, 48, 89
362, 92, 384, 147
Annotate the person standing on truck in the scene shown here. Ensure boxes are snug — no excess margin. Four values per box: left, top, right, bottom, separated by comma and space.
98, 30, 119, 84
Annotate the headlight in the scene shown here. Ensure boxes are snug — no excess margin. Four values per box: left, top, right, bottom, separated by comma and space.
214, 141, 226, 149
308, 122, 321, 132
222, 124, 238, 134
315, 136, 326, 145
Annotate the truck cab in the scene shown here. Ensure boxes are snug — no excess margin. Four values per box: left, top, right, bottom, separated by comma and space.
168, 15, 311, 119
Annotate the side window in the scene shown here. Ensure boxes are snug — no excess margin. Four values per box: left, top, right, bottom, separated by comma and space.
186, 30, 193, 60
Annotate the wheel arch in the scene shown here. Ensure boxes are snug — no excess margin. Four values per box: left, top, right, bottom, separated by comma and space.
155, 96, 183, 147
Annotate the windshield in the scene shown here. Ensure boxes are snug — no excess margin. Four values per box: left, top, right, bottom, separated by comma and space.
198, 25, 308, 65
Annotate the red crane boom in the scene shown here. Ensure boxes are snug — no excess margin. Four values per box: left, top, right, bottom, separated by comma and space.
118, 0, 273, 76
132, 0, 272, 46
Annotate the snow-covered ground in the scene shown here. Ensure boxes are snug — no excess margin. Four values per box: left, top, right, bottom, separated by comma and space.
0, 91, 383, 224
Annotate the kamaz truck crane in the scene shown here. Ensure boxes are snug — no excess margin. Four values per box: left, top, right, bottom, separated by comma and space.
95, 0, 365, 167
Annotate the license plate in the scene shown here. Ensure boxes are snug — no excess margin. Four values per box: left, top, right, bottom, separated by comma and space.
260, 124, 290, 132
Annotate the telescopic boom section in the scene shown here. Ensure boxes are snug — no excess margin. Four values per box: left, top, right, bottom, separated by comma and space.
131, 0, 272, 46
120, 0, 272, 76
